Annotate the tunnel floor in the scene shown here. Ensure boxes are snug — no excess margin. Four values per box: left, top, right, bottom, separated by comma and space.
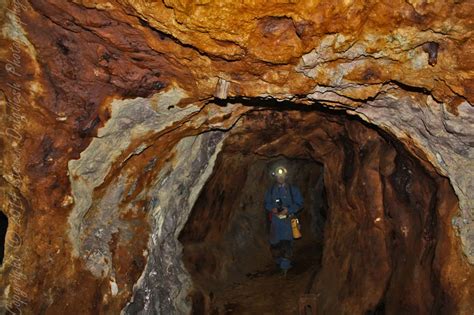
211, 240, 322, 314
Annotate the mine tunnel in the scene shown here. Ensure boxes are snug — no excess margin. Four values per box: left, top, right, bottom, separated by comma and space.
177, 102, 457, 314
180, 157, 327, 313
3, 1, 474, 313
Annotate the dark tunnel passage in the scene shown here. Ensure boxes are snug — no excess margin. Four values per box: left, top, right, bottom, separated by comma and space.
179, 104, 460, 314
180, 154, 328, 314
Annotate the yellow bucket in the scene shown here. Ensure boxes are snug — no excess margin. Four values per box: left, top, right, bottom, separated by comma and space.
291, 218, 302, 239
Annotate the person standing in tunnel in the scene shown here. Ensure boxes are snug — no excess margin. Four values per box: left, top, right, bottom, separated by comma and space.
264, 166, 303, 275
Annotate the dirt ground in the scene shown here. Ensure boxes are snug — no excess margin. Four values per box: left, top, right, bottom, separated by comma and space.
210, 241, 322, 315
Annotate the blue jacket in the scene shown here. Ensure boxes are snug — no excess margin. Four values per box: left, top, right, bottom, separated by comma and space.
264, 183, 303, 244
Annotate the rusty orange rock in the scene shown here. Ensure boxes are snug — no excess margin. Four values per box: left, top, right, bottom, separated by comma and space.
0, 0, 472, 314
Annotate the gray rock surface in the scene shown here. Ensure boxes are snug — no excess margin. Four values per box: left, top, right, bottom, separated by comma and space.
122, 131, 226, 315
68, 88, 198, 267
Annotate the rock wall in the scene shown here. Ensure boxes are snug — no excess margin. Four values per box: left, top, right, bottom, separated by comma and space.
0, 0, 473, 313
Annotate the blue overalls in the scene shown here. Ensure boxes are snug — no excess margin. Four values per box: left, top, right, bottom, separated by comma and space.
264, 183, 303, 270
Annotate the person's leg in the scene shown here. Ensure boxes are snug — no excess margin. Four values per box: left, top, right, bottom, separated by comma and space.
270, 242, 282, 267
285, 239, 294, 260
279, 240, 293, 273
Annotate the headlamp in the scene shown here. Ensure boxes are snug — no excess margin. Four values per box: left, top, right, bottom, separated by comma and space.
272, 166, 287, 177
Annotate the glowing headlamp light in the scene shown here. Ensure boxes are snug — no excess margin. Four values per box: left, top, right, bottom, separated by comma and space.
272, 166, 287, 177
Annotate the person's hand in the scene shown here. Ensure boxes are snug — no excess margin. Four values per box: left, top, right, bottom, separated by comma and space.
272, 208, 279, 214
